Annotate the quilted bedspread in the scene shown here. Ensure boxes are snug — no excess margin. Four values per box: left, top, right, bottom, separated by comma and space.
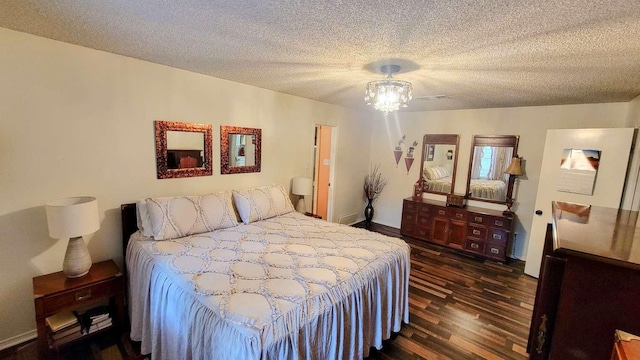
128, 211, 410, 359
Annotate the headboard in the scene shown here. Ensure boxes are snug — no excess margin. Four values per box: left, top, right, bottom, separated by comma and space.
120, 203, 138, 262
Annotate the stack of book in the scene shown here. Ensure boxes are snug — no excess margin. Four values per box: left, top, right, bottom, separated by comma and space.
45, 305, 112, 345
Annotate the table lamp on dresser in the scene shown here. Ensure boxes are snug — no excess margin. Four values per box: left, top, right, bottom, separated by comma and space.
45, 196, 100, 278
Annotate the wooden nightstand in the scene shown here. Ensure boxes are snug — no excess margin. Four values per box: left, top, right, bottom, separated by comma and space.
32, 259, 125, 359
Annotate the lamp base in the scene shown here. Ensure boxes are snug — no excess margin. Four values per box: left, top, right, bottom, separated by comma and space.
63, 236, 92, 278
296, 197, 306, 213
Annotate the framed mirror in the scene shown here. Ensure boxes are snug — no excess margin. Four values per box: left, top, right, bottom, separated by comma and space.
155, 120, 213, 179
419, 134, 460, 195
466, 135, 520, 204
220, 125, 262, 174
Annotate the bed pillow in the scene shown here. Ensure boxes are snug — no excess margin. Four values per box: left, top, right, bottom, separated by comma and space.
233, 185, 295, 224
145, 191, 238, 240
424, 166, 451, 180
135, 199, 154, 238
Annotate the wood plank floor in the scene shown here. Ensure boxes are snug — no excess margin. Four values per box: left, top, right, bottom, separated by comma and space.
2, 222, 537, 360
359, 222, 538, 360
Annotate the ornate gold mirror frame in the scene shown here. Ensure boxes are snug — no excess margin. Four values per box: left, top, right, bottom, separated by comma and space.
155, 120, 213, 179
220, 125, 262, 174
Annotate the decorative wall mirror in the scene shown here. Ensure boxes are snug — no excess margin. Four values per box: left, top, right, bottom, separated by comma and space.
155, 120, 213, 179
220, 125, 262, 174
419, 134, 460, 195
465, 135, 520, 204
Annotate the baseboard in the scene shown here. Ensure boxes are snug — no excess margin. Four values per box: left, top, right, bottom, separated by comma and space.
0, 329, 37, 351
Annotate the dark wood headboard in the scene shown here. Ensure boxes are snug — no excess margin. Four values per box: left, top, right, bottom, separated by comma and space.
120, 203, 138, 262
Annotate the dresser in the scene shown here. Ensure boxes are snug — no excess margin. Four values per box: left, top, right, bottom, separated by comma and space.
527, 202, 640, 360
401, 197, 514, 262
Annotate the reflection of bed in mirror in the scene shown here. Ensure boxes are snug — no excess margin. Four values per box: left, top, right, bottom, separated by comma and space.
466, 135, 519, 203
419, 135, 460, 195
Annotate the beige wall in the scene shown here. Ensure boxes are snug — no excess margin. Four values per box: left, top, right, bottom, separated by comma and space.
0, 28, 371, 344
367, 103, 629, 260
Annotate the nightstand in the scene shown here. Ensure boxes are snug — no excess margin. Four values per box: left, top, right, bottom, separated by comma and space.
32, 259, 125, 359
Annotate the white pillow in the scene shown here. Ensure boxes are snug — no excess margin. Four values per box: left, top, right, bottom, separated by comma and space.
136, 199, 154, 237
424, 166, 451, 180
145, 191, 238, 240
233, 185, 294, 224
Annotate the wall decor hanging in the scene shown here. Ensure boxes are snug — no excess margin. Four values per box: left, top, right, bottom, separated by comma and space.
404, 140, 418, 174
393, 135, 405, 167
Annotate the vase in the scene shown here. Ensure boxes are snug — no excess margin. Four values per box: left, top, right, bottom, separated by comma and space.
364, 198, 374, 227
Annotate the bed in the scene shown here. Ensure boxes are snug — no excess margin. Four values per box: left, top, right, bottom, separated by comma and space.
121, 186, 410, 360
467, 178, 507, 201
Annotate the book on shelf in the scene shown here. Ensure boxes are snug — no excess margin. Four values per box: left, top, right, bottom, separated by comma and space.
87, 317, 113, 334
45, 310, 78, 332
52, 327, 84, 345
51, 324, 82, 340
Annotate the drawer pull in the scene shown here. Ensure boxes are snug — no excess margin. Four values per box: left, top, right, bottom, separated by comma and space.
474, 216, 483, 223
438, 210, 445, 215
490, 248, 500, 254
471, 243, 479, 249
493, 234, 502, 240
456, 213, 463, 219
495, 220, 504, 227
75, 290, 92, 301
472, 229, 481, 235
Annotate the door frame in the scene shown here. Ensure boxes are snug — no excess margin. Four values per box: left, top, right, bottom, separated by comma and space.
312, 124, 338, 222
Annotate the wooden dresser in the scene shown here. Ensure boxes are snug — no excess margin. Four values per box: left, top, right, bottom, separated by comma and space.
401, 197, 514, 262
527, 202, 640, 360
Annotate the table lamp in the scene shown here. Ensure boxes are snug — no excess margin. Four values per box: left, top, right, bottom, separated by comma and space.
46, 197, 100, 278
292, 177, 313, 213
504, 157, 523, 216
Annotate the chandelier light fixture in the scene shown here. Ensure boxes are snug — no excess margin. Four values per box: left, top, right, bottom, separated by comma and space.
365, 65, 413, 113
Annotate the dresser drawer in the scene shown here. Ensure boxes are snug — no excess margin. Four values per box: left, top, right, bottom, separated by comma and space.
465, 239, 486, 254
451, 210, 467, 221
42, 280, 117, 316
402, 212, 416, 223
417, 214, 431, 228
467, 225, 487, 240
417, 204, 431, 216
403, 200, 418, 212
469, 213, 487, 225
485, 243, 506, 260
415, 227, 431, 239
434, 207, 450, 218
488, 229, 509, 245
490, 217, 512, 230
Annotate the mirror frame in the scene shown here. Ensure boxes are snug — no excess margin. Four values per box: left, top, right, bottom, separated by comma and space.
465, 135, 520, 204
155, 120, 213, 179
220, 125, 262, 174
419, 134, 460, 195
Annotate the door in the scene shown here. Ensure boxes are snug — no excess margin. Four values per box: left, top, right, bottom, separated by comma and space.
524, 128, 635, 277
448, 220, 467, 249
314, 125, 334, 220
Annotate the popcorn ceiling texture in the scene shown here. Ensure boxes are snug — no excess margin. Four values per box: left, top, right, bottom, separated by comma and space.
1, 0, 639, 111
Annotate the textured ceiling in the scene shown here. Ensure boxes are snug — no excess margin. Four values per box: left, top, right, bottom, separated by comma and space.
1, 1, 640, 112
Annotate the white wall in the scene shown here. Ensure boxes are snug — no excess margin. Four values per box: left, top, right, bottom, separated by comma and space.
0, 28, 371, 344
368, 103, 629, 260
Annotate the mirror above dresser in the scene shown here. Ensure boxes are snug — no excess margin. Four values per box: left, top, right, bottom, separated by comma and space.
465, 135, 519, 204
419, 134, 460, 195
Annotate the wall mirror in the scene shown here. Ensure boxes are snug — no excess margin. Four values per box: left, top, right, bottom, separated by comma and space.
220, 125, 262, 174
466, 135, 519, 203
419, 134, 460, 195
155, 120, 213, 179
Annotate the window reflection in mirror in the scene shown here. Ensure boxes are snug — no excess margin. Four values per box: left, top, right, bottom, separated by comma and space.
419, 134, 460, 195
166, 131, 205, 169
466, 135, 519, 204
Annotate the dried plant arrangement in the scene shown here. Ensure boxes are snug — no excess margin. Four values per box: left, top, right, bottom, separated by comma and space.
364, 164, 387, 202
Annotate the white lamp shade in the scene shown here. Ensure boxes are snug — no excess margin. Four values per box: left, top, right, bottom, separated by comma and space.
292, 177, 313, 196
46, 197, 100, 239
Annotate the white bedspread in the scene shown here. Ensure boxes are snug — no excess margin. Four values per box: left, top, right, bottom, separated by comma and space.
127, 212, 410, 359
469, 179, 507, 201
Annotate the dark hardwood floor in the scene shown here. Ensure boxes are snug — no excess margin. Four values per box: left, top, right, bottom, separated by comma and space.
359, 222, 537, 360
2, 222, 537, 360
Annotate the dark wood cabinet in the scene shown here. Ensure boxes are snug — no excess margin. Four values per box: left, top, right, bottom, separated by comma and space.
401, 197, 514, 262
528, 202, 640, 360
